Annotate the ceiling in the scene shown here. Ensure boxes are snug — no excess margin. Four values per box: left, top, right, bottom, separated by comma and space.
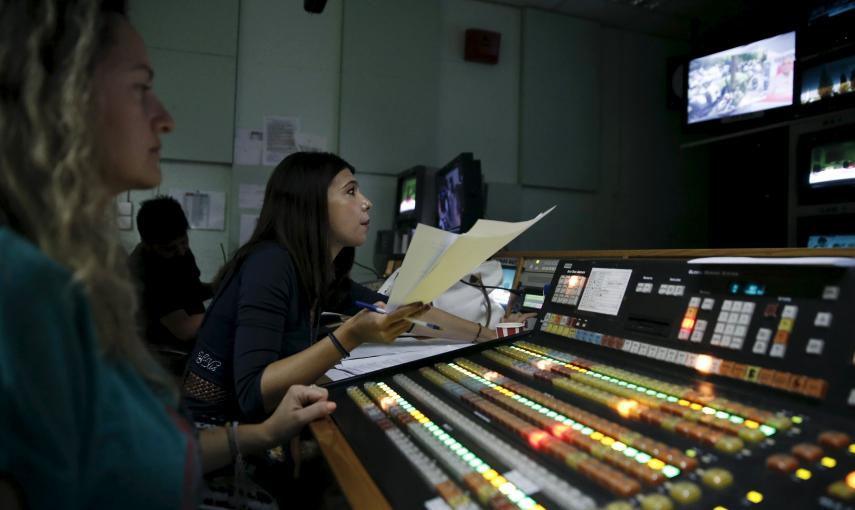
480, 0, 798, 42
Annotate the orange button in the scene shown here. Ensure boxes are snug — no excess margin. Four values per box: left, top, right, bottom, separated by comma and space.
819, 431, 852, 450
766, 453, 799, 473
847, 471, 855, 490
791, 443, 824, 463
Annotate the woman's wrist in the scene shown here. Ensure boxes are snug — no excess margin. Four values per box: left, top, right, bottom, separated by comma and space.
333, 324, 360, 352
238, 421, 276, 453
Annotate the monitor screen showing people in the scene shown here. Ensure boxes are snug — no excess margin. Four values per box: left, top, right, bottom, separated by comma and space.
399, 176, 417, 213
437, 166, 464, 232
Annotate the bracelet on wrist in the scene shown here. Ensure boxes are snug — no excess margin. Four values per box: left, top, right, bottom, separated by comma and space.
328, 331, 350, 358
473, 323, 482, 341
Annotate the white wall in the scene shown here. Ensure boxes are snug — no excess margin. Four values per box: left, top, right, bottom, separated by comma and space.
125, 0, 706, 283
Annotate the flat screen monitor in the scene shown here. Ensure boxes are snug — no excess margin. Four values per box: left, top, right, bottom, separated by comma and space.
398, 176, 417, 214
796, 124, 855, 205
394, 165, 435, 225
796, 213, 855, 246
488, 266, 517, 307
807, 234, 855, 247
686, 31, 796, 125
435, 153, 483, 233
800, 54, 855, 105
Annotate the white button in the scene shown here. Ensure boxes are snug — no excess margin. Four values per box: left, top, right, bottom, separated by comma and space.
714, 322, 725, 334
782, 305, 798, 319
738, 313, 752, 325
701, 298, 715, 310
658, 285, 667, 295
711, 334, 722, 346
690, 330, 704, 342
718, 311, 728, 323
645, 283, 654, 292
674, 285, 685, 296
689, 296, 701, 307
731, 301, 744, 313
724, 324, 736, 335
806, 338, 824, 355
769, 344, 786, 358
676, 351, 688, 365
722, 300, 733, 311
695, 319, 708, 332
636, 282, 646, 292
638, 343, 649, 356
752, 339, 769, 354
678, 329, 691, 340
734, 325, 747, 338
814, 312, 832, 328
730, 337, 745, 350
666, 349, 678, 362
722, 335, 733, 347
742, 302, 755, 314
848, 388, 855, 406
823, 286, 840, 301
756, 328, 772, 342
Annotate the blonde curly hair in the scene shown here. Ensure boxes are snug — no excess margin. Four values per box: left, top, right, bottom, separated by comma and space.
0, 0, 173, 397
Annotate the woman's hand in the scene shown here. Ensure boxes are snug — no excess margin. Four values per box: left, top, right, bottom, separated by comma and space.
258, 384, 336, 447
338, 301, 428, 348
503, 311, 537, 323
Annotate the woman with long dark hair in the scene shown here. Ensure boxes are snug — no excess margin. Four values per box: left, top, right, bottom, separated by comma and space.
0, 1, 334, 507
184, 151, 494, 425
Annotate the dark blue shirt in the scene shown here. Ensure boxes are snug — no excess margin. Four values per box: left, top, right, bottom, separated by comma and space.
183, 242, 384, 423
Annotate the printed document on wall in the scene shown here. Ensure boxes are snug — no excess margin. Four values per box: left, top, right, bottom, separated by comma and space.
263, 116, 300, 166
169, 189, 226, 231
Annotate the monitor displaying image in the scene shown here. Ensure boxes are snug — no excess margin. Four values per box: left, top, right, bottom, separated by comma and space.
398, 176, 417, 213
808, 139, 855, 187
807, 234, 855, 247
800, 54, 855, 104
489, 267, 517, 306
436, 166, 463, 232
687, 32, 795, 124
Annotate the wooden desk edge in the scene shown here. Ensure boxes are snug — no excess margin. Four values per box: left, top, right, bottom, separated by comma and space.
309, 416, 392, 510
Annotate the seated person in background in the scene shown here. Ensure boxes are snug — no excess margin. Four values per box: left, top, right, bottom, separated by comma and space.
183, 152, 495, 427
129, 196, 213, 370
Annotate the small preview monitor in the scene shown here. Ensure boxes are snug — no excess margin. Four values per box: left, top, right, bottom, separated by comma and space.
687, 31, 796, 125
796, 123, 855, 206
435, 153, 483, 233
808, 139, 855, 187
800, 54, 855, 105
488, 266, 518, 307
398, 176, 417, 214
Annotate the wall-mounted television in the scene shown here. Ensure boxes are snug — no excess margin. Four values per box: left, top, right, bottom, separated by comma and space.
435, 153, 483, 234
799, 53, 855, 106
686, 31, 796, 126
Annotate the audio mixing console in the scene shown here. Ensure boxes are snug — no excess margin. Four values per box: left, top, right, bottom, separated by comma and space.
324, 257, 855, 509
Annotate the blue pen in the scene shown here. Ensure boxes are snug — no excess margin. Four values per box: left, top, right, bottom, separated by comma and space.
354, 300, 442, 331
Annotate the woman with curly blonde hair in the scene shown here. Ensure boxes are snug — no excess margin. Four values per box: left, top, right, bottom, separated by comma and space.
0, 1, 335, 508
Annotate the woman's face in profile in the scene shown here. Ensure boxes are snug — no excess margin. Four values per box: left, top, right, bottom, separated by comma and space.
92, 17, 174, 194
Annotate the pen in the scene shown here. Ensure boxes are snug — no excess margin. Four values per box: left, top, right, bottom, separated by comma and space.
354, 300, 442, 331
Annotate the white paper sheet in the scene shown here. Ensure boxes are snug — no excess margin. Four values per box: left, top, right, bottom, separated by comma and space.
234, 128, 263, 165
295, 132, 328, 152
388, 207, 555, 307
263, 116, 300, 166
238, 184, 265, 209
324, 338, 471, 381
169, 189, 226, 231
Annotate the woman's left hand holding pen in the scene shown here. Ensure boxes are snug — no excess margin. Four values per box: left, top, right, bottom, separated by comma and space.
336, 301, 429, 348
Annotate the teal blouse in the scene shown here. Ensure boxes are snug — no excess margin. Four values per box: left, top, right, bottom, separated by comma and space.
0, 228, 199, 509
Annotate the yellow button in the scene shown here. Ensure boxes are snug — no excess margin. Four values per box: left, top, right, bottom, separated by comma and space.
739, 427, 766, 443
795, 468, 812, 480
668, 481, 702, 505
828, 480, 855, 501
848, 471, 855, 490
766, 415, 792, 431
702, 468, 734, 490
715, 436, 744, 454
603, 501, 634, 510
821, 457, 837, 469
746, 490, 764, 504
640, 493, 674, 510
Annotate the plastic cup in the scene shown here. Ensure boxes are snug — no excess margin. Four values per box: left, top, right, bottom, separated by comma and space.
496, 322, 524, 338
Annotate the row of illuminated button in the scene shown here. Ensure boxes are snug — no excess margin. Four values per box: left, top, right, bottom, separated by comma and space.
542, 313, 829, 399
